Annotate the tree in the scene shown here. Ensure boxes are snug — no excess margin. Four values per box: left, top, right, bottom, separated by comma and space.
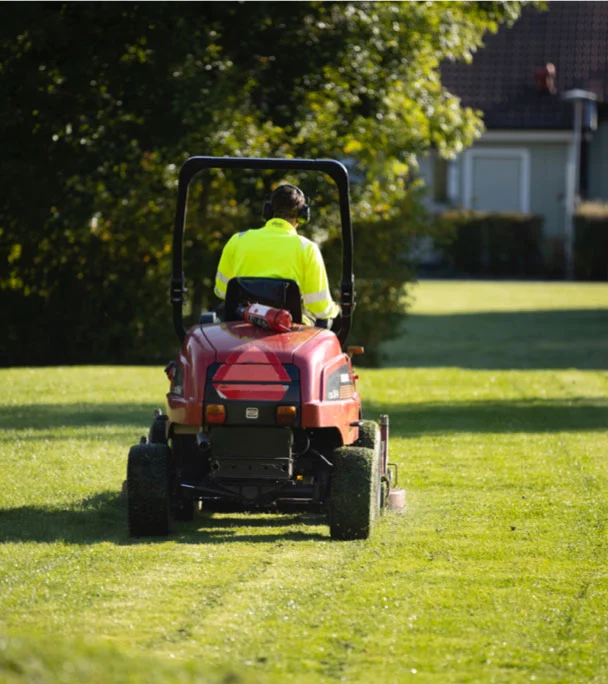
0, 1, 530, 365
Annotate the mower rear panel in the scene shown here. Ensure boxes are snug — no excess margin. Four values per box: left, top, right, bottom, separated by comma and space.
167, 320, 360, 442
163, 319, 361, 511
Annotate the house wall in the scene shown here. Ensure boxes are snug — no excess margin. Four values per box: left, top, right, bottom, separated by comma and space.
587, 121, 608, 200
418, 138, 572, 272
420, 140, 570, 240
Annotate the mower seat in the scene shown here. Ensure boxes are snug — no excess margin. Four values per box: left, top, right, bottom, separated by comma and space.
224, 277, 303, 324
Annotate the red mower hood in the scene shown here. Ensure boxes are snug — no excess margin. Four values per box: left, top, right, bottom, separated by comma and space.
202, 321, 324, 364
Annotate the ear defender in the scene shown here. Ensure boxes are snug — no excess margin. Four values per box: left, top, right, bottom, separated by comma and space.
262, 184, 310, 224
298, 201, 310, 224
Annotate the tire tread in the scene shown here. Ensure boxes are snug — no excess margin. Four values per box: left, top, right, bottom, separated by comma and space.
127, 443, 171, 537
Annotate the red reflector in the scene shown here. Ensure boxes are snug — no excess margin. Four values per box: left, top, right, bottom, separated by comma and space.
206, 404, 226, 424
276, 405, 297, 425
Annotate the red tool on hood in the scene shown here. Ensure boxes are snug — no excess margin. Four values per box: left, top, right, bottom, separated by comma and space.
236, 303, 293, 333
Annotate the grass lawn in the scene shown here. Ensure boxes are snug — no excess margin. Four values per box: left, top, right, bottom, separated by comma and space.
1, 280, 607, 683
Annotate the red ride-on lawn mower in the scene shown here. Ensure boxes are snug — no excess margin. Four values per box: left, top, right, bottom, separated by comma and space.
126, 156, 403, 540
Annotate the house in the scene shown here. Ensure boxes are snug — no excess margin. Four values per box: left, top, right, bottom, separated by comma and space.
420, 1, 608, 276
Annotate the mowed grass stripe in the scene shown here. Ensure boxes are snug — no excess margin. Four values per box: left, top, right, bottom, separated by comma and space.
0, 520, 325, 648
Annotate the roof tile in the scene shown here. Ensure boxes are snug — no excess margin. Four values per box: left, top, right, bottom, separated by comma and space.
441, 2, 608, 129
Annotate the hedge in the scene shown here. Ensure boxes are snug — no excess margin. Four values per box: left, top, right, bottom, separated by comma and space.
437, 211, 545, 277
574, 203, 608, 281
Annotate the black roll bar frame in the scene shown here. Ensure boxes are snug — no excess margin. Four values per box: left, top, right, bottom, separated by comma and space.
170, 156, 355, 346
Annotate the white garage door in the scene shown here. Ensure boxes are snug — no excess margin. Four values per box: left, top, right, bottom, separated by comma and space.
464, 148, 530, 213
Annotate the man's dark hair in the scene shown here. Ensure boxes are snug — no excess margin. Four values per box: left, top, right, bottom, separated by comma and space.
270, 184, 306, 220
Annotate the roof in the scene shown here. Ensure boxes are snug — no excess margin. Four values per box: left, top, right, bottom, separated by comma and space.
440, 1, 608, 130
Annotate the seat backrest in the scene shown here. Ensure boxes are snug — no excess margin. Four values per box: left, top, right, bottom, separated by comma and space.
224, 277, 303, 324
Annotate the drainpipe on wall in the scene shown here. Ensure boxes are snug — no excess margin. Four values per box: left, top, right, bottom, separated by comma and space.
562, 89, 598, 280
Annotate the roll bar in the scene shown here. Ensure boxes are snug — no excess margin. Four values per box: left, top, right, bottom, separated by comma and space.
170, 156, 355, 346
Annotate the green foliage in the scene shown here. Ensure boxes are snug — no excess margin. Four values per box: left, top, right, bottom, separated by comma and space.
435, 210, 545, 278
322, 189, 432, 364
574, 203, 608, 281
0, 2, 531, 364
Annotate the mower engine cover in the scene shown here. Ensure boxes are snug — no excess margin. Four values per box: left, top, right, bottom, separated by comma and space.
167, 318, 359, 445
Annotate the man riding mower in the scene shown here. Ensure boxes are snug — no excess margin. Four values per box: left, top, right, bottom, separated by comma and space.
126, 156, 402, 541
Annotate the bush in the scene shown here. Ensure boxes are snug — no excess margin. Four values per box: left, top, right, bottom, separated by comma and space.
574, 203, 608, 281
320, 198, 428, 367
436, 211, 544, 277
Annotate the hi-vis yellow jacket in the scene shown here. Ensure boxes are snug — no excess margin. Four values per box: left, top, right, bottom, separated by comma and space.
214, 218, 339, 320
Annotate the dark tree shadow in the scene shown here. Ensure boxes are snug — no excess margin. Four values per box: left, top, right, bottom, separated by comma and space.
364, 397, 608, 438
381, 309, 608, 370
0, 403, 159, 434
0, 491, 128, 545
0, 491, 328, 545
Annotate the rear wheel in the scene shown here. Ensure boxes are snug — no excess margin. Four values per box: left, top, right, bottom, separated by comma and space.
329, 445, 378, 540
127, 444, 171, 536
148, 413, 168, 445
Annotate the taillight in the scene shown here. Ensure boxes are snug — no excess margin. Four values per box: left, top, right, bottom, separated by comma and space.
276, 405, 297, 425
206, 404, 226, 424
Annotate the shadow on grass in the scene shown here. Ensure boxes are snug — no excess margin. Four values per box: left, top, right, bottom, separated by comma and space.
381, 309, 608, 370
0, 491, 127, 544
0, 403, 158, 434
0, 491, 328, 545
177, 509, 328, 544
364, 397, 608, 437
175, 521, 328, 544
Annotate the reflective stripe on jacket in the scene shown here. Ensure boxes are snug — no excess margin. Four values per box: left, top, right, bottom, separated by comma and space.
214, 218, 339, 320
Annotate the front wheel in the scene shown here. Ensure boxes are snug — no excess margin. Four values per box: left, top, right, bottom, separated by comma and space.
127, 443, 171, 537
148, 413, 168, 445
328, 445, 378, 540
355, 420, 386, 515
355, 420, 380, 451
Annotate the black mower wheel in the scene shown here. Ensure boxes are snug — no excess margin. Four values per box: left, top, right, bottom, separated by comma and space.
329, 445, 379, 540
127, 443, 171, 537
355, 420, 386, 515
148, 414, 169, 445
355, 420, 380, 451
